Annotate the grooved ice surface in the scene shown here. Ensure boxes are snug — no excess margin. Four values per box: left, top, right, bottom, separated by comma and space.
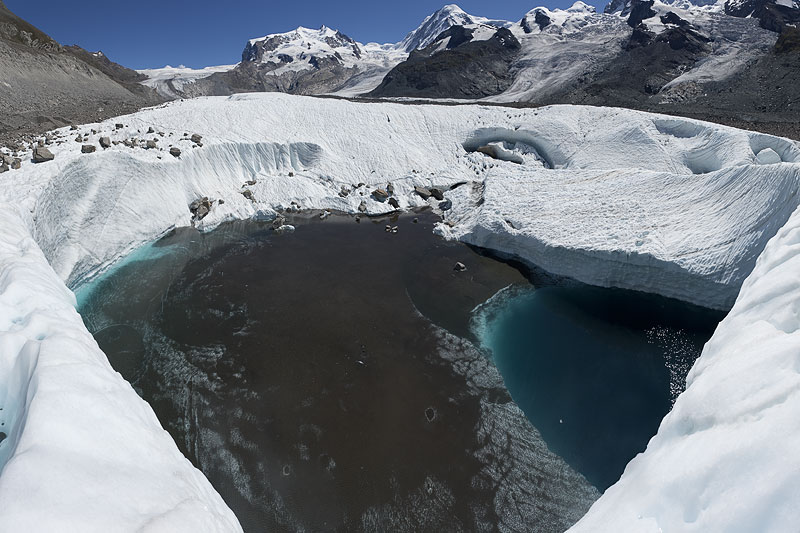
1, 93, 799, 530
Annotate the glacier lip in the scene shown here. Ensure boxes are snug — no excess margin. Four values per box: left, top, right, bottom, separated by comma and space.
569, 194, 800, 533
1, 93, 800, 529
0, 209, 242, 532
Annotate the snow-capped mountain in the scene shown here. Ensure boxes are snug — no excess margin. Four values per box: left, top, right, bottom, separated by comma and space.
398, 3, 511, 51
519, 1, 600, 34
138, 4, 508, 99
134, 0, 800, 140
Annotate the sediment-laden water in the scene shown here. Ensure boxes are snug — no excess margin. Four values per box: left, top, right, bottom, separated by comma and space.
77, 211, 722, 531
77, 212, 599, 532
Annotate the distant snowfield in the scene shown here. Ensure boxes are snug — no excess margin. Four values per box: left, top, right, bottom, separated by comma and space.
1, 93, 799, 531
137, 64, 238, 99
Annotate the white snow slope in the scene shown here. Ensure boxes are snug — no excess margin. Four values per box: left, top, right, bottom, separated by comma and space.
138, 64, 238, 99
1, 93, 799, 530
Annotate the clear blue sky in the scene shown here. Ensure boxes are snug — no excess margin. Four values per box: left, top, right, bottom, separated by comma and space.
6, 0, 606, 70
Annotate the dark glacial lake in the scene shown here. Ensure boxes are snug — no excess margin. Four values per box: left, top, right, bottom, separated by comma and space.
76, 211, 723, 532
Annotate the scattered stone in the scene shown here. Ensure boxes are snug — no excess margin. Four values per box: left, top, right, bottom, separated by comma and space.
372, 188, 389, 201
414, 186, 432, 200
319, 210, 331, 220
245, 179, 257, 186
357, 182, 365, 188
288, 171, 295, 177
189, 197, 213, 221
388, 197, 400, 209
147, 127, 155, 134
115, 123, 123, 130
37, 139, 44, 148
32, 146, 54, 163
170, 147, 181, 158
439, 199, 453, 211
70, 125, 78, 131
430, 188, 445, 201
1, 155, 11, 166
191, 134, 202, 144
413, 217, 419, 224
196, 142, 203, 148
338, 186, 350, 198
159, 132, 165, 137
386, 183, 395, 196
0, 164, 8, 173
92, 129, 97, 135
74, 135, 83, 143
241, 189, 254, 201
218, 199, 225, 205
358, 201, 367, 213
454, 262, 467, 272
100, 137, 111, 149
11, 158, 21, 170
146, 140, 157, 149
355, 215, 361, 223
112, 141, 119, 146
81, 144, 96, 154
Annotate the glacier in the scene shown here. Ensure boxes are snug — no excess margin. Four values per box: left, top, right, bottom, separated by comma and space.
1, 93, 799, 530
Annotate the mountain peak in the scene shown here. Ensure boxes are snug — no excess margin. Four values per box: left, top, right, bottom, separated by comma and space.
399, 4, 509, 52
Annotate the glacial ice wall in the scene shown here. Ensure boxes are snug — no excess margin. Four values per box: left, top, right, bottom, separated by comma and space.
1, 93, 800, 530
0, 208, 241, 532
569, 201, 800, 532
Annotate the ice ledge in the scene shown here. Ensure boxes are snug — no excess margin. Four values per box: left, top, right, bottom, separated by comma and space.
570, 202, 800, 532
0, 207, 241, 532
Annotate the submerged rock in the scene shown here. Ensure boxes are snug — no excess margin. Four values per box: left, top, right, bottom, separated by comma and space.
454, 262, 467, 272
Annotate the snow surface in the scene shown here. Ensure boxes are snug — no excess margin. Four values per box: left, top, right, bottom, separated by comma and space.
2, 93, 800, 529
